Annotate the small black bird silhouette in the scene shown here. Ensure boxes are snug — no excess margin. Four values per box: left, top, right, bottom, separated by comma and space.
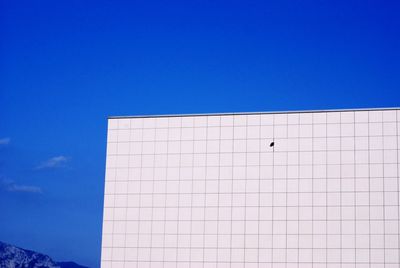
270, 141, 275, 147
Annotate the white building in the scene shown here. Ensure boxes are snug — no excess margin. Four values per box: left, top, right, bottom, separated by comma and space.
101, 108, 400, 268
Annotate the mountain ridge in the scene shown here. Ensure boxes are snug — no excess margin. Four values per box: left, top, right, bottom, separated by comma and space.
0, 241, 89, 268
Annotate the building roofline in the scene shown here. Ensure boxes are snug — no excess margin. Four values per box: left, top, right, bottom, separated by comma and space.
108, 107, 400, 119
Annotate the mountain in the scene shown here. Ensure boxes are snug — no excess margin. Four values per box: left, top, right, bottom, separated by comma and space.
0, 241, 88, 268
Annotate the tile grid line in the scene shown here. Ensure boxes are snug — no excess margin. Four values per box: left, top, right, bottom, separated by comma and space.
107, 148, 399, 157
216, 116, 221, 264
311, 114, 314, 268
106, 191, 399, 197
105, 260, 400, 264
285, 114, 289, 268
339, 113, 343, 268
105, 163, 400, 171
271, 115, 275, 266
189, 119, 195, 268
202, 117, 209, 268
108, 119, 400, 131
229, 119, 235, 268
381, 112, 386, 267
325, 114, 328, 268
368, 112, 371, 268
243, 116, 248, 267
149, 119, 157, 266
257, 115, 261, 268
107, 260, 400, 264
396, 112, 400, 268
174, 118, 182, 267
353, 112, 357, 264
103, 218, 399, 224
104, 245, 398, 250
107, 144, 397, 153
161, 121, 170, 268
122, 120, 132, 267
110, 123, 120, 266
298, 114, 301, 268
136, 123, 146, 268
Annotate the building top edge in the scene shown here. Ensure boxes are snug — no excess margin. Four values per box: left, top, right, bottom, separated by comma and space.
108, 107, 400, 119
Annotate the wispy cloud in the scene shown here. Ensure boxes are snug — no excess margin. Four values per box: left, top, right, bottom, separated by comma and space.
7, 184, 42, 193
0, 178, 42, 194
0, 137, 10, 145
35, 155, 69, 170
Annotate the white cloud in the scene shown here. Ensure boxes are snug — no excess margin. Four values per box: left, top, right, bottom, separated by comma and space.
0, 178, 42, 194
0, 137, 10, 145
36, 155, 69, 170
7, 184, 42, 193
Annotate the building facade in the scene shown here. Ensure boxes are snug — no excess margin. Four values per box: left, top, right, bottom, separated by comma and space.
101, 108, 400, 268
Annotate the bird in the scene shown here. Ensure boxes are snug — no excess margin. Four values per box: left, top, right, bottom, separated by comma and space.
270, 141, 274, 147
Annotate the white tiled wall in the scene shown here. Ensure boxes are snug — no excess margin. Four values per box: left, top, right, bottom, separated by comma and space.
101, 109, 400, 268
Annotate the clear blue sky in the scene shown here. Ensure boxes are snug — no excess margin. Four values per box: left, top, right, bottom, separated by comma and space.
0, 0, 399, 267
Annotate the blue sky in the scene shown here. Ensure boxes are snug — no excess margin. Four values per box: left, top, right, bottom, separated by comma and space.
0, 0, 399, 267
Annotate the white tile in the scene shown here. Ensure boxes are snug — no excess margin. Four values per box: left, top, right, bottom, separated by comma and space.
107, 130, 118, 143
369, 110, 383, 122
313, 124, 326, 137
207, 116, 220, 127
341, 123, 354, 136
194, 127, 207, 140
108, 119, 119, 129
298, 113, 312, 124
288, 113, 300, 124
246, 114, 260, 125
327, 112, 340, 123
383, 136, 397, 150
341, 111, 354, 123
246, 126, 260, 139
327, 124, 340, 137
167, 128, 180, 140
299, 124, 312, 137
181, 128, 194, 140
207, 127, 220, 140
130, 129, 143, 141
117, 129, 130, 142
181, 116, 194, 127
355, 111, 369, 122
220, 115, 234, 126
382, 110, 397, 122
130, 118, 144, 128
274, 113, 288, 125
355, 123, 368, 136
233, 115, 247, 126
369, 122, 383, 136
141, 118, 156, 129
383, 122, 397, 135
118, 118, 131, 129
194, 116, 207, 127
260, 114, 274, 125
